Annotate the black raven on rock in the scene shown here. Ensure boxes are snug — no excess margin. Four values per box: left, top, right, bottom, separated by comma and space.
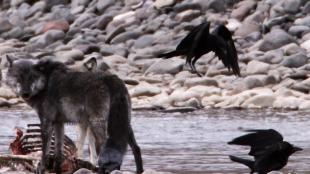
158, 22, 240, 77
228, 129, 302, 174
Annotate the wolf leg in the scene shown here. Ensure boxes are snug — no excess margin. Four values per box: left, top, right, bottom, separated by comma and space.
128, 126, 143, 174
98, 137, 128, 174
76, 123, 88, 158
36, 121, 53, 174
89, 118, 108, 169
87, 127, 98, 165
53, 123, 64, 174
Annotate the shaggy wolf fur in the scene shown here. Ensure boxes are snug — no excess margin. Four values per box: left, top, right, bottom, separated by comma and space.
5, 56, 143, 174
70, 57, 142, 170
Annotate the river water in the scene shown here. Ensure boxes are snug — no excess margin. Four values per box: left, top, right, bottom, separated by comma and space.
0, 109, 310, 173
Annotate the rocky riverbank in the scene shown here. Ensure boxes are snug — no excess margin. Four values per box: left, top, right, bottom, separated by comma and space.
0, 0, 310, 110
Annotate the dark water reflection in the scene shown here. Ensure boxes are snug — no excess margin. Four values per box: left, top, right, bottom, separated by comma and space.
0, 109, 310, 173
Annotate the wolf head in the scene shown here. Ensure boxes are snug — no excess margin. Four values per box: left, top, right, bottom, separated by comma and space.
5, 55, 48, 100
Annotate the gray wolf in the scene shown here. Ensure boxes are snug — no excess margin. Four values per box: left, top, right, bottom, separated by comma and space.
69, 57, 141, 169
5, 55, 143, 174
228, 129, 302, 174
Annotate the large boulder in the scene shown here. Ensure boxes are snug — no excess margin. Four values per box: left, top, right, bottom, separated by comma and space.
246, 60, 270, 75
130, 82, 161, 97
231, 0, 257, 21
154, 0, 175, 9
281, 53, 308, 68
145, 58, 184, 75
242, 94, 276, 108
259, 29, 295, 51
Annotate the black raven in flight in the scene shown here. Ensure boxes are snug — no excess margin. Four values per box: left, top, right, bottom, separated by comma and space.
228, 129, 302, 174
158, 22, 240, 77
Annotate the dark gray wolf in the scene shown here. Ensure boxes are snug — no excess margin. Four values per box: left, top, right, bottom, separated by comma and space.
5, 56, 143, 174
69, 57, 141, 168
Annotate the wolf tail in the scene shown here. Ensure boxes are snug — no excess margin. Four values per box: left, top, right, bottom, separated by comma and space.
128, 127, 144, 174
229, 155, 255, 173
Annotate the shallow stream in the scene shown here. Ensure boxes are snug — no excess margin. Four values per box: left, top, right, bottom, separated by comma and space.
0, 109, 309, 173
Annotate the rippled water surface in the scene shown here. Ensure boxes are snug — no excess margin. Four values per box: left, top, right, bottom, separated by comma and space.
0, 109, 310, 173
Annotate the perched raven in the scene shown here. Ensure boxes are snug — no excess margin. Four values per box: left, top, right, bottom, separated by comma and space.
158, 22, 240, 77
228, 129, 302, 174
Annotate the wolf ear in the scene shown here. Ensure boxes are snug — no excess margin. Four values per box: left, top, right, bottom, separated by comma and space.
6, 55, 13, 67
84, 57, 97, 71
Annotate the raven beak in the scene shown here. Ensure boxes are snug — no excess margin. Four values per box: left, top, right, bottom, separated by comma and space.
293, 146, 303, 152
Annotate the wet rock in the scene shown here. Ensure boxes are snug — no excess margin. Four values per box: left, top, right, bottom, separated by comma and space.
273, 96, 303, 109
101, 55, 127, 67
243, 76, 264, 89
134, 35, 154, 49
44, 0, 70, 10
173, 2, 201, 12
291, 82, 310, 93
303, 1, 310, 14
282, 0, 302, 14
76, 44, 100, 54
281, 53, 308, 68
174, 97, 202, 109
194, 0, 226, 12
299, 101, 310, 110
29, 30, 65, 48
281, 43, 303, 55
295, 16, 310, 27
231, 0, 257, 21
71, 0, 91, 8
154, 0, 175, 9
110, 31, 141, 44
2, 27, 25, 39
300, 40, 310, 52
29, 1, 46, 15
265, 49, 284, 64
0, 87, 17, 99
184, 77, 218, 87
130, 82, 161, 97
169, 88, 199, 104
96, 14, 113, 30
42, 20, 70, 33
242, 94, 276, 108
175, 10, 201, 22
100, 44, 128, 57
246, 60, 270, 75
105, 26, 126, 44
288, 25, 310, 37
72, 13, 97, 27
0, 18, 13, 33
186, 85, 221, 97
235, 11, 264, 37
145, 58, 184, 75
56, 49, 84, 62
201, 95, 223, 107
259, 29, 295, 51
215, 88, 273, 108
96, 0, 115, 13
113, 11, 137, 25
